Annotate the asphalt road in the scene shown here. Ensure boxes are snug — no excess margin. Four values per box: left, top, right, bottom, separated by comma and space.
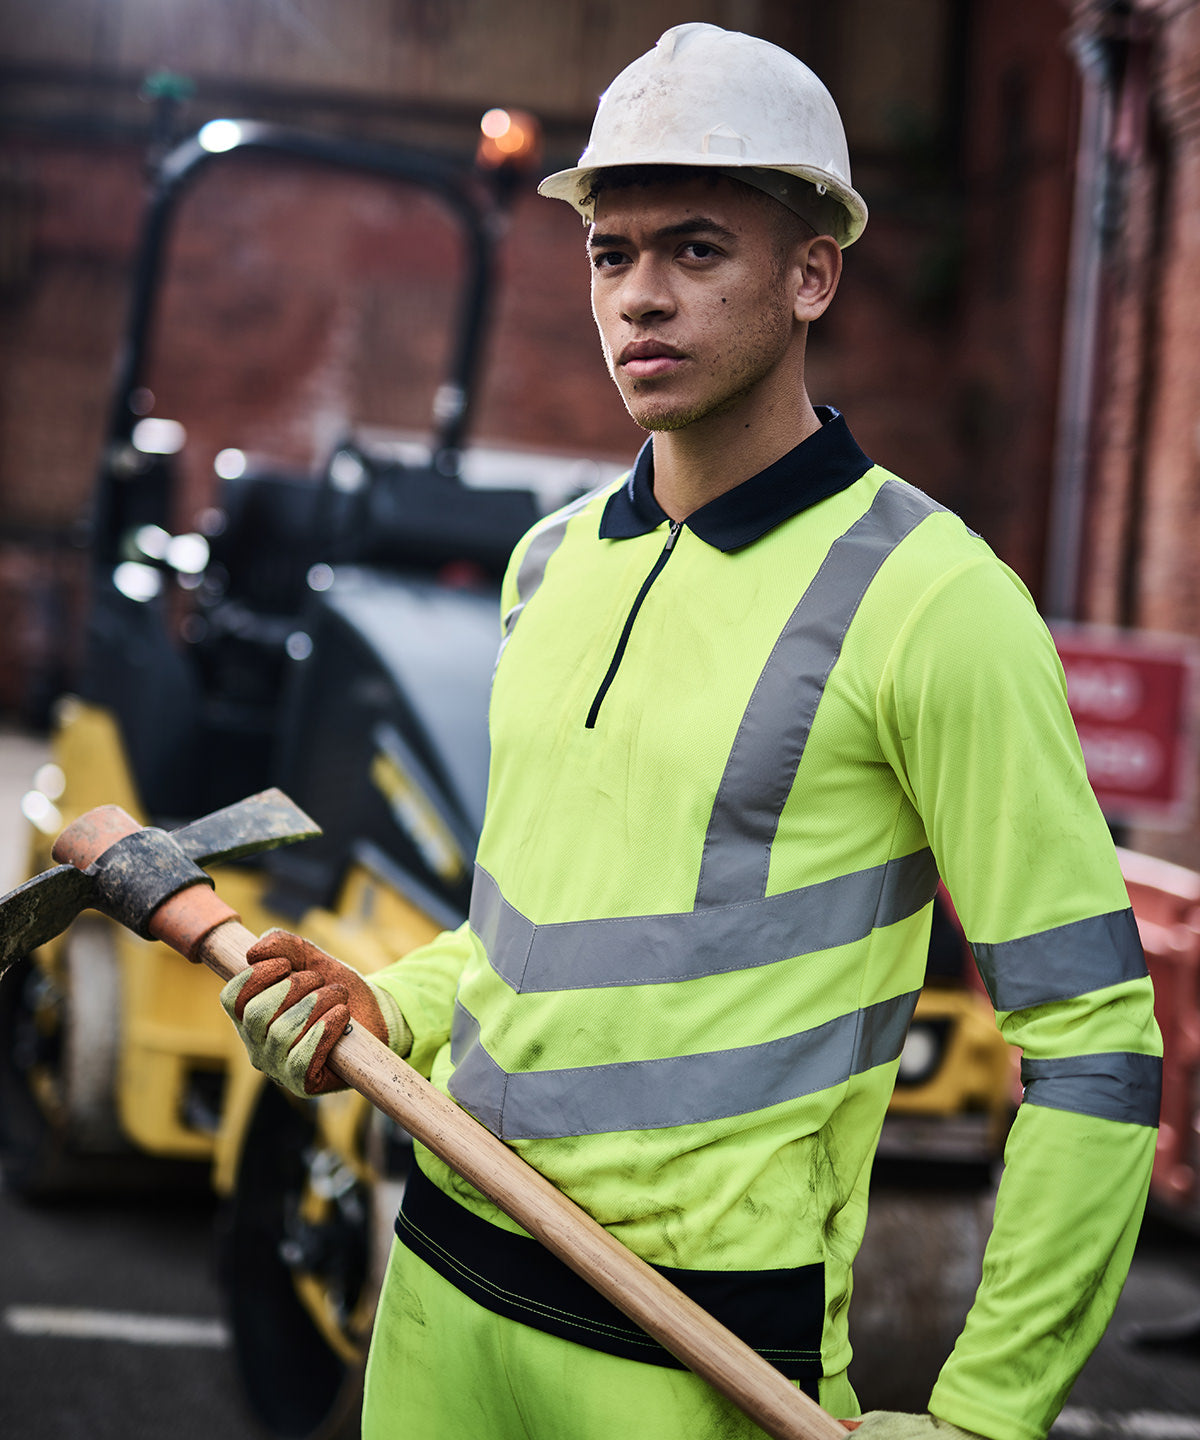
0, 1185, 256, 1440
2, 727, 1199, 1437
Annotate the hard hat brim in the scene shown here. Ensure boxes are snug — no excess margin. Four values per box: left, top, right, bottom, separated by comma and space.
537, 160, 868, 249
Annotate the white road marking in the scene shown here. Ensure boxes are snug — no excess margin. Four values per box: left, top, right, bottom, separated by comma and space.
1055, 1410, 1200, 1440
4, 1305, 230, 1347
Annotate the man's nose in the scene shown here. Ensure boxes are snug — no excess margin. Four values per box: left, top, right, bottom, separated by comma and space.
619, 257, 676, 323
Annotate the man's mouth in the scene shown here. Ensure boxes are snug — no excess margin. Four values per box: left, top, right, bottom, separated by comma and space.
618, 341, 686, 379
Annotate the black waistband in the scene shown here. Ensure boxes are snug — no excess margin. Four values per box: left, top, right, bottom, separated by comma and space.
395, 1163, 824, 1387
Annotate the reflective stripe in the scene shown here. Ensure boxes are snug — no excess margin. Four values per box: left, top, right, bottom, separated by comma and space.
498, 487, 608, 656
448, 1004, 507, 1137
971, 909, 1147, 1012
696, 480, 943, 906
1021, 1051, 1162, 1127
448, 990, 921, 1139
470, 848, 938, 993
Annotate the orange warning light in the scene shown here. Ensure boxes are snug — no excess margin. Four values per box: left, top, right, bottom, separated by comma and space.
476, 108, 542, 171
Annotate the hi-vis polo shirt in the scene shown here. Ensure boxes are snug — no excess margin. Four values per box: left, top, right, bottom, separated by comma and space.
373, 408, 1161, 1440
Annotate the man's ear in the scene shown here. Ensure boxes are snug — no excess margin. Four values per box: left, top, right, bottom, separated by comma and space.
793, 235, 842, 323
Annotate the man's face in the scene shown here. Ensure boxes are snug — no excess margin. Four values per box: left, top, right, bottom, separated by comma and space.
588, 176, 804, 432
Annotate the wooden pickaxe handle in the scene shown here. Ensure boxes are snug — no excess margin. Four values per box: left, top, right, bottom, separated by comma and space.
53, 810, 847, 1440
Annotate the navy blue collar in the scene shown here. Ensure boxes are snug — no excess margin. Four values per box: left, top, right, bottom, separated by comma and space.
599, 407, 872, 552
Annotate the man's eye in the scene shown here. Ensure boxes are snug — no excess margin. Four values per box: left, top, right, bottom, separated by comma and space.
591, 250, 626, 269
683, 242, 717, 260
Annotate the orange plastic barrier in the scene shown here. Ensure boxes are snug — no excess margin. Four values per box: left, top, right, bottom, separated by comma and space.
1118, 847, 1200, 1213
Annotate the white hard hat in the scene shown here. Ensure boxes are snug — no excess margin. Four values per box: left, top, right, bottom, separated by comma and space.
538, 23, 868, 247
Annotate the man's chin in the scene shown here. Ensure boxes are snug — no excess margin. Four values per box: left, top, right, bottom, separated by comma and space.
620, 387, 711, 432
623, 397, 728, 433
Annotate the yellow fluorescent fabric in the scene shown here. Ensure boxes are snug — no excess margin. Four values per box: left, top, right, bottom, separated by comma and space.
362, 1240, 861, 1440
372, 460, 1160, 1436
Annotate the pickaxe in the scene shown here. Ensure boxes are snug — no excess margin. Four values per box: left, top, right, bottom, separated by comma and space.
0, 790, 846, 1440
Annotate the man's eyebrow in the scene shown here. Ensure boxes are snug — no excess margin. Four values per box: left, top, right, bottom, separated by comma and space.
588, 217, 739, 248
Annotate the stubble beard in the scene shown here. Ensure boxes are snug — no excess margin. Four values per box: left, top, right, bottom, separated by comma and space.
622, 370, 761, 432
613, 293, 796, 434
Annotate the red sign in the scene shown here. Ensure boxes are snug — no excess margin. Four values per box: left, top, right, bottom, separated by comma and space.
1051, 625, 1198, 826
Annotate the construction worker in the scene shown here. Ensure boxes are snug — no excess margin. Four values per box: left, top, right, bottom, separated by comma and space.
222, 22, 1161, 1440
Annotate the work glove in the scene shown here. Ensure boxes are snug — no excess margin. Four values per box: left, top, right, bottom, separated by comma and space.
846, 1415, 988, 1440
220, 930, 412, 1097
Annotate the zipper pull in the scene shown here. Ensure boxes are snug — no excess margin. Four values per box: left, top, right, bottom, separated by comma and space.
584, 519, 684, 730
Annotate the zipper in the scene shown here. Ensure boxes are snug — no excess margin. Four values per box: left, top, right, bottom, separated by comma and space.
586, 521, 682, 729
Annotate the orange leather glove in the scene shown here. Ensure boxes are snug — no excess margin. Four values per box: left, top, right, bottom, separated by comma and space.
220, 930, 411, 1096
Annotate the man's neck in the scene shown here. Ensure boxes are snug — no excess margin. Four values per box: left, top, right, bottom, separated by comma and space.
649, 393, 823, 522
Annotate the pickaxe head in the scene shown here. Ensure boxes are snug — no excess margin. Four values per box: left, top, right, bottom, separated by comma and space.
0, 788, 320, 974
